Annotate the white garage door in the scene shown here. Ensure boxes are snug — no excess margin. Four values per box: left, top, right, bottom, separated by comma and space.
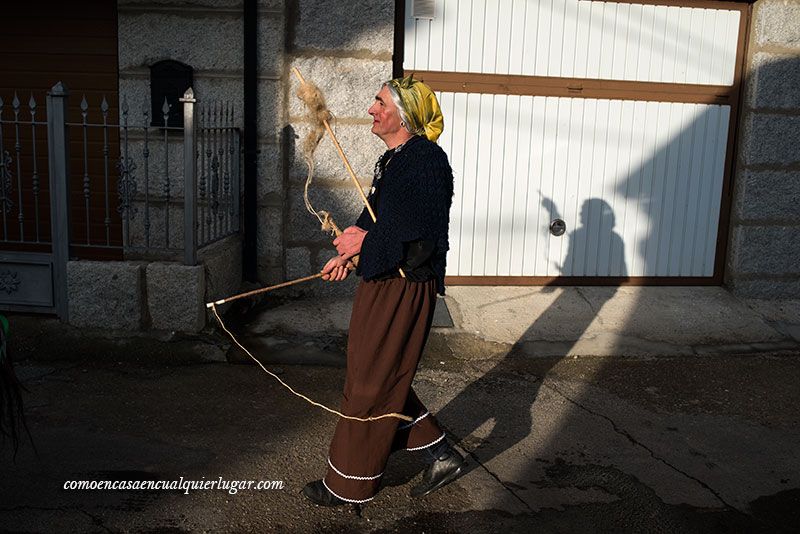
402, 0, 748, 282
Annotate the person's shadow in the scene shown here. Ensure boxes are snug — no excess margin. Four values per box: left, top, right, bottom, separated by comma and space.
427, 197, 627, 478
553, 197, 628, 279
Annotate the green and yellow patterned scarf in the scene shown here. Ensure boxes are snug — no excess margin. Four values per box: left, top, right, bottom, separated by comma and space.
386, 75, 444, 142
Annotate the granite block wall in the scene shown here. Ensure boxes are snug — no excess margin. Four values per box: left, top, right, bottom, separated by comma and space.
281, 0, 394, 295
728, 0, 800, 298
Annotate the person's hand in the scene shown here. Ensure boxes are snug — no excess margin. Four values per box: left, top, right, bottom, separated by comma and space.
333, 226, 367, 260
321, 255, 353, 282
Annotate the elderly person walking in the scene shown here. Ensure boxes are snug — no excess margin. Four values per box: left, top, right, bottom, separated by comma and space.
302, 76, 463, 506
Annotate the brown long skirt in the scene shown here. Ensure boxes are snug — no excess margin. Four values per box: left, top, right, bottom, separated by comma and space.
323, 277, 445, 503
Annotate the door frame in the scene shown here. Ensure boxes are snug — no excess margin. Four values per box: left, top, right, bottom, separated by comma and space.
393, 0, 753, 286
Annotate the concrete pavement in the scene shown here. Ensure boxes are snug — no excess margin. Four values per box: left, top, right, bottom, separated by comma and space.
1, 285, 799, 532
246, 286, 800, 358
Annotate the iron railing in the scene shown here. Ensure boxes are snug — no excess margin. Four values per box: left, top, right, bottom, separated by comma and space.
0, 83, 241, 266
0, 93, 50, 245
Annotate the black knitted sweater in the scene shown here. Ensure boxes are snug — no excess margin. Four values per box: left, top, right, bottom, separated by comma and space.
355, 135, 454, 295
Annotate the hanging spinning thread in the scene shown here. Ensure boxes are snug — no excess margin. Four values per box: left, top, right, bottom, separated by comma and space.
209, 304, 411, 422
291, 67, 405, 277
294, 71, 342, 237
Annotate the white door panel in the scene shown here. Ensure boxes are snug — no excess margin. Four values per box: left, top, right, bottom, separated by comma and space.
439, 93, 730, 277
406, 0, 741, 279
406, 0, 741, 86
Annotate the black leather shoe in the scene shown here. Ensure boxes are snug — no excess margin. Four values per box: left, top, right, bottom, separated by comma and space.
410, 449, 466, 498
302, 479, 347, 507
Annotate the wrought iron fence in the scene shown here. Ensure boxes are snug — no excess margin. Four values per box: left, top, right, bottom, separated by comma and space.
0, 83, 241, 266
0, 93, 51, 246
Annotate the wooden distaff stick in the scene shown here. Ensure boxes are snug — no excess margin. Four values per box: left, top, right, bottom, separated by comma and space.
207, 219, 354, 308
207, 272, 325, 308
291, 66, 406, 278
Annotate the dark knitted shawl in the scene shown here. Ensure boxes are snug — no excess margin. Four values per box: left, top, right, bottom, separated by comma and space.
354, 135, 454, 295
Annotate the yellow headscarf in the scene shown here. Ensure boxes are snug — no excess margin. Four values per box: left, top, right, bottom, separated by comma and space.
386, 75, 444, 142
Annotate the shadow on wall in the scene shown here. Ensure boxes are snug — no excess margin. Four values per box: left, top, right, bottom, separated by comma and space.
435, 95, 717, 499
434, 197, 626, 481
430, 90, 728, 485
542, 197, 628, 278
286, 2, 798, 518
425, 55, 799, 524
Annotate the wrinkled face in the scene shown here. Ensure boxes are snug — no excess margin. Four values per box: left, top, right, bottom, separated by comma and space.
368, 85, 404, 141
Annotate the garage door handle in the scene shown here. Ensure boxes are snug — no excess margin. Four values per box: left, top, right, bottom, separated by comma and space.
550, 219, 566, 236
567, 85, 583, 92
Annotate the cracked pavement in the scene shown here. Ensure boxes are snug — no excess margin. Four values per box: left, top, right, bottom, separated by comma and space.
1, 311, 799, 532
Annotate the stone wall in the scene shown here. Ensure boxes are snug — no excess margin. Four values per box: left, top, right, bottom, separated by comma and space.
728, 0, 800, 298
117, 0, 284, 281
55, 1, 257, 332
282, 0, 394, 296
67, 235, 241, 332
68, 261, 145, 331
116, 0, 392, 297
110, 0, 800, 304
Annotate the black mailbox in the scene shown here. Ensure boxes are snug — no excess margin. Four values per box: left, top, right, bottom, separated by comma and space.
149, 60, 193, 128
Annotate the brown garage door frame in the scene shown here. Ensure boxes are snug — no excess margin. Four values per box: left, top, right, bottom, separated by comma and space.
394, 0, 752, 286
